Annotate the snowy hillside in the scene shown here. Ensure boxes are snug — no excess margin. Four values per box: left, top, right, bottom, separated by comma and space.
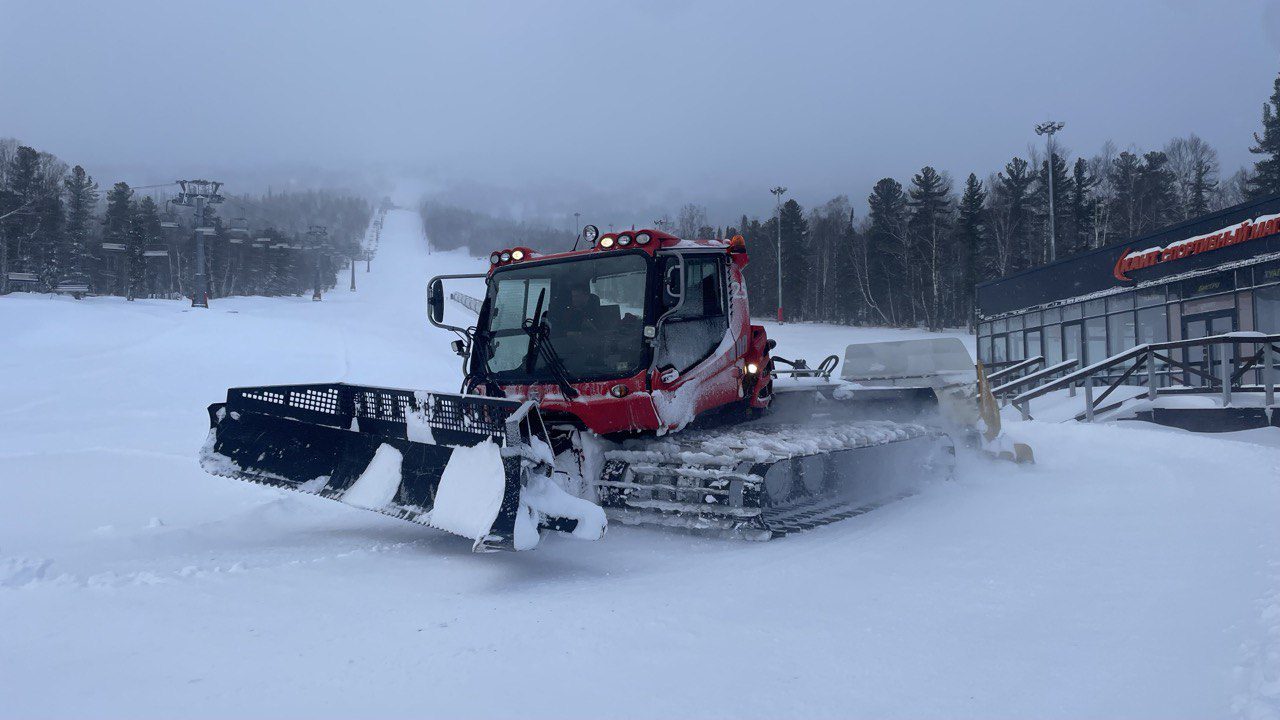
2, 209, 1279, 719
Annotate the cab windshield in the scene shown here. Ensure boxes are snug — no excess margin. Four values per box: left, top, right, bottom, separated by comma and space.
483, 252, 650, 382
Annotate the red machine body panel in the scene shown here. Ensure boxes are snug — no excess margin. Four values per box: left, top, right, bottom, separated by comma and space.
483, 230, 772, 436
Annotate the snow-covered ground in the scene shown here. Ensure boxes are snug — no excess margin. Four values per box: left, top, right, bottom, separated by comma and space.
3, 208, 1279, 719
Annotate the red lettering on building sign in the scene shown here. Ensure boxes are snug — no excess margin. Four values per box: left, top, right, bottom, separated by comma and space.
1112, 216, 1279, 282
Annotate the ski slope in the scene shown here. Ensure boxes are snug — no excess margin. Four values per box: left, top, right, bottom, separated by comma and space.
2, 208, 1279, 719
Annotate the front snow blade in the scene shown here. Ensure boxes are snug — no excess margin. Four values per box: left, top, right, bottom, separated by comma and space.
200, 383, 605, 552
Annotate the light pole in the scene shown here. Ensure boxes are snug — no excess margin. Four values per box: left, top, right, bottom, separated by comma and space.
1035, 121, 1065, 262
770, 186, 787, 323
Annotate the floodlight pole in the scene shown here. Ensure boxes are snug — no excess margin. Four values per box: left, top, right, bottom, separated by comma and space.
770, 186, 787, 323
1035, 121, 1065, 262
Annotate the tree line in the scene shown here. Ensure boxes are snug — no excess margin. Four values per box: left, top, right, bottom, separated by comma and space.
0, 138, 375, 300
717, 74, 1280, 330
419, 74, 1280, 331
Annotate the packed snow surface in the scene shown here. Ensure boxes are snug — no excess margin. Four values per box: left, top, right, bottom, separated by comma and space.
2, 208, 1279, 719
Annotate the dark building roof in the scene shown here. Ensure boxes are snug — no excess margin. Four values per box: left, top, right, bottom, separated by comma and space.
975, 193, 1280, 317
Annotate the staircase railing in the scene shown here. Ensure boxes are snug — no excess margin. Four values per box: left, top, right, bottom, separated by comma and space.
986, 355, 1045, 385
1008, 333, 1280, 422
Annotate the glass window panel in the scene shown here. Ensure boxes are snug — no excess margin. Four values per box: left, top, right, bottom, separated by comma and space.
1062, 303, 1083, 321
1044, 324, 1063, 365
1008, 314, 1023, 331
1084, 299, 1106, 317
1085, 317, 1107, 364
1025, 329, 1042, 359
1256, 261, 1280, 287
1009, 330, 1025, 361
1107, 312, 1136, 355
1183, 294, 1235, 316
1136, 306, 1168, 345
1167, 282, 1182, 300
1107, 292, 1134, 313
1256, 285, 1280, 333
977, 335, 991, 363
1237, 267, 1254, 289
1024, 310, 1042, 328
992, 334, 1007, 363
1043, 306, 1062, 325
1239, 291, 1255, 332
994, 317, 1007, 333
1063, 323, 1082, 362
1135, 286, 1164, 307
1183, 271, 1234, 299
978, 322, 991, 336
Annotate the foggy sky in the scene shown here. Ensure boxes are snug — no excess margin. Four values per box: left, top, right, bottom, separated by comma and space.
3, 0, 1280, 226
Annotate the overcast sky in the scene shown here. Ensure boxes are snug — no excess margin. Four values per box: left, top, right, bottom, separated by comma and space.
3, 0, 1280, 225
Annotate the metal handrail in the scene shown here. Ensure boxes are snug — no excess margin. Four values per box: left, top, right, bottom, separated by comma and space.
986, 355, 1045, 384
991, 358, 1078, 397
1009, 332, 1280, 421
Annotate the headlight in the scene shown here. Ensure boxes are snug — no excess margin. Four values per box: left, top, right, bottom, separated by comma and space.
599, 237, 615, 249
635, 231, 651, 245
746, 362, 759, 374
511, 249, 525, 261
617, 233, 632, 246
490, 253, 501, 265
500, 251, 511, 262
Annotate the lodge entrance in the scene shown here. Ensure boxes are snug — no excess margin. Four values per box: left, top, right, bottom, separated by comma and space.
1182, 310, 1236, 385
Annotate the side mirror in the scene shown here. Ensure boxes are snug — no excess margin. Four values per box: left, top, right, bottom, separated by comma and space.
428, 278, 445, 324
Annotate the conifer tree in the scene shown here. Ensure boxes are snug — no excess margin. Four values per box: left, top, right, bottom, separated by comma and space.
1107, 152, 1143, 241
102, 182, 133, 296
955, 173, 986, 326
1247, 72, 1280, 199
1067, 158, 1097, 255
778, 198, 809, 321
64, 165, 99, 278
1035, 151, 1071, 262
1136, 151, 1177, 231
989, 157, 1035, 274
908, 166, 953, 330
866, 178, 909, 324
129, 196, 161, 298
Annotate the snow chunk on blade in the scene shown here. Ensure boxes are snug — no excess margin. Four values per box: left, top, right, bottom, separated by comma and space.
340, 444, 404, 510
428, 440, 507, 544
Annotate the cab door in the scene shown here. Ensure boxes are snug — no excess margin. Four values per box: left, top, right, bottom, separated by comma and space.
651, 252, 739, 426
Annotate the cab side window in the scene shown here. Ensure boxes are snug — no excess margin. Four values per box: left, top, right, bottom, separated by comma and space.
657, 254, 729, 373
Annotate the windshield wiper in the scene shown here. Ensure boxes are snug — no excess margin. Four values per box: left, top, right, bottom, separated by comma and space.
520, 289, 580, 400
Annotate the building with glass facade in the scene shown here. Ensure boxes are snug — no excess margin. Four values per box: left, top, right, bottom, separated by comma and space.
976, 194, 1280, 382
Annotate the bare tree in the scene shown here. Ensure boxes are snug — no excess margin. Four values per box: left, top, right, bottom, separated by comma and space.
1165, 134, 1220, 218
675, 203, 706, 240
1088, 141, 1118, 247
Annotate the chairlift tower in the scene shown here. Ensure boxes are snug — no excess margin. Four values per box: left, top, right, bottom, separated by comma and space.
172, 180, 224, 307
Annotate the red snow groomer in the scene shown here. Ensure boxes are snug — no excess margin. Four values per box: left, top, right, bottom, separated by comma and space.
202, 226, 975, 552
